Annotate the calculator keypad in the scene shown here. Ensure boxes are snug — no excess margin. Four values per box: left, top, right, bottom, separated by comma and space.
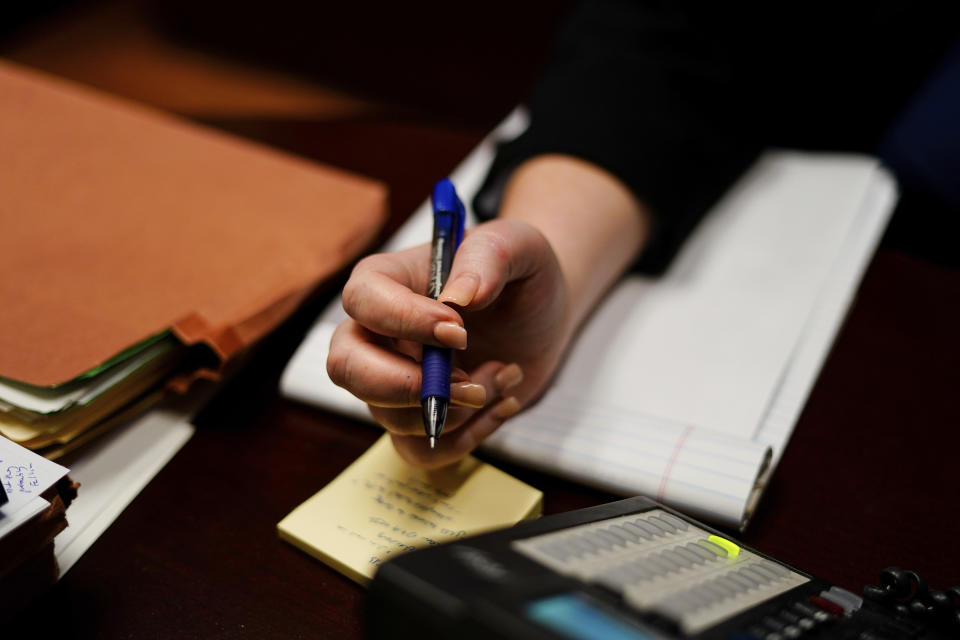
513, 509, 809, 634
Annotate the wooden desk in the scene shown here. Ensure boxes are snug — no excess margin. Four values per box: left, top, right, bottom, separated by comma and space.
6, 3, 960, 637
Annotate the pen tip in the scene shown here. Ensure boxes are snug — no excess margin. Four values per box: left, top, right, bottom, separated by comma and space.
429, 436, 436, 449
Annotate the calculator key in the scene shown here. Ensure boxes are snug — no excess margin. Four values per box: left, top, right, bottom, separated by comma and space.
736, 568, 764, 587
631, 519, 663, 537
656, 512, 689, 531
539, 541, 574, 561
684, 587, 714, 609
752, 563, 786, 582
595, 529, 627, 549
880, 618, 922, 638
686, 541, 717, 561
609, 524, 641, 543
644, 516, 673, 535
688, 590, 717, 609
812, 611, 831, 624
761, 615, 786, 632
583, 536, 613, 556
564, 538, 596, 557
823, 586, 862, 613
578, 533, 614, 553
716, 575, 747, 596
790, 601, 818, 617
621, 521, 654, 540
623, 559, 656, 582
649, 515, 677, 533
565, 536, 599, 556
707, 535, 741, 558
809, 596, 844, 617
698, 580, 731, 604
674, 545, 705, 565
777, 610, 799, 624
602, 526, 633, 544
727, 572, 756, 591
662, 548, 694, 569
696, 539, 729, 558
655, 550, 686, 571
758, 560, 790, 578
646, 555, 676, 576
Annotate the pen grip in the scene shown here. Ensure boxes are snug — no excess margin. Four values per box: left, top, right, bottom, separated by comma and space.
420, 345, 452, 401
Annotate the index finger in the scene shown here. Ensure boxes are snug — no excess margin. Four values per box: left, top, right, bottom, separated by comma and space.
342, 248, 466, 348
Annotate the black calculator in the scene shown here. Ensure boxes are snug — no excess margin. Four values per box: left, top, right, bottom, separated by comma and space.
366, 497, 953, 639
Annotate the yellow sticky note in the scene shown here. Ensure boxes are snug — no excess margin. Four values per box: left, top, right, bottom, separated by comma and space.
277, 434, 543, 585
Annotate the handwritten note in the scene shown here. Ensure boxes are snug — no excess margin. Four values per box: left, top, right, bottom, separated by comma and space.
277, 434, 542, 584
0, 435, 68, 517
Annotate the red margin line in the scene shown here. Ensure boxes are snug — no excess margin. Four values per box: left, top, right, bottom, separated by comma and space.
657, 425, 694, 501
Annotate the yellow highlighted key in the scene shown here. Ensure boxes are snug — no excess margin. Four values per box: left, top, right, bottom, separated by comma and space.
708, 535, 741, 558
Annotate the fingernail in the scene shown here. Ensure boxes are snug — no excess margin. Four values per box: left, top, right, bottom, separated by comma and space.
451, 382, 486, 408
495, 363, 523, 392
439, 274, 480, 307
433, 322, 467, 349
494, 396, 522, 419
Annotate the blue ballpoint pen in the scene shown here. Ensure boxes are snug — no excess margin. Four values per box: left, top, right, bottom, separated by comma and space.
421, 178, 465, 449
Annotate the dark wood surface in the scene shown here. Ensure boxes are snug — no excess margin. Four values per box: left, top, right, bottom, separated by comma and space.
6, 2, 960, 637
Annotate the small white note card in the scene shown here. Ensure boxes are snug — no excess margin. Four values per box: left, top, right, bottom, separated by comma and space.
0, 435, 69, 517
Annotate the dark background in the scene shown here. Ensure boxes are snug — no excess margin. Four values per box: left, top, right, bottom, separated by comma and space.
3, 2, 959, 637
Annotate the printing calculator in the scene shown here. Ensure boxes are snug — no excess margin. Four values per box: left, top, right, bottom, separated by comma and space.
366, 497, 956, 639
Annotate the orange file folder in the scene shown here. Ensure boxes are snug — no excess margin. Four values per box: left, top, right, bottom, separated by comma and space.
0, 60, 387, 388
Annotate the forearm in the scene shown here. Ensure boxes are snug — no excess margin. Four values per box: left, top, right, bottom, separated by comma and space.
497, 154, 651, 343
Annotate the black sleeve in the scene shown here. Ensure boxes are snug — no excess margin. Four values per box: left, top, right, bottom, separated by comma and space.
474, 1, 764, 273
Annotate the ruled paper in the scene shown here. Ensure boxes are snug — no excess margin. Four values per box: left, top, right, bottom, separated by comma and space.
751, 164, 897, 462
484, 392, 771, 526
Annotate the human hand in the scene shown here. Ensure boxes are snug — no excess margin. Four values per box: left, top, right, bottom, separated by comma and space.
327, 218, 571, 468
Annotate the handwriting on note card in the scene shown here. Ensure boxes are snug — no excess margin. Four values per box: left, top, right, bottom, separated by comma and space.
4, 462, 41, 495
0, 435, 68, 516
277, 434, 542, 584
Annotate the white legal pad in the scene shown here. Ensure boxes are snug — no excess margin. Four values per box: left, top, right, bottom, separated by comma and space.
280, 110, 897, 529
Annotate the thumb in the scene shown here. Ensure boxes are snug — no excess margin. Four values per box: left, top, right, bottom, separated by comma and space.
438, 219, 550, 311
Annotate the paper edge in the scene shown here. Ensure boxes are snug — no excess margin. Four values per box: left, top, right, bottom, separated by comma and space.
53, 395, 204, 576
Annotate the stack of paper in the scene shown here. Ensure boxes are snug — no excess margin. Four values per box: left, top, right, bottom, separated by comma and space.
0, 436, 73, 615
0, 59, 388, 459
280, 109, 898, 530
52, 390, 201, 579
0, 333, 182, 458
